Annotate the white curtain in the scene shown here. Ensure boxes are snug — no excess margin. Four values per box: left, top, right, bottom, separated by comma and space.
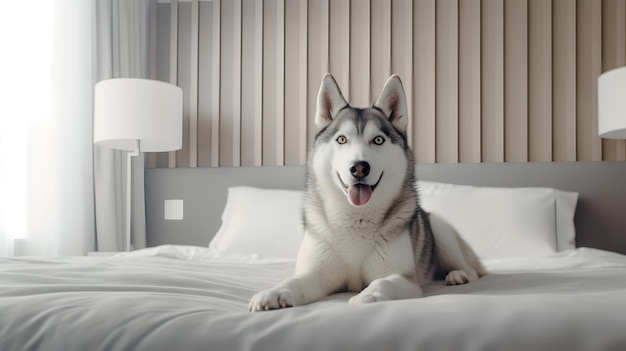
0, 0, 96, 256
94, 0, 152, 252
0, 0, 153, 256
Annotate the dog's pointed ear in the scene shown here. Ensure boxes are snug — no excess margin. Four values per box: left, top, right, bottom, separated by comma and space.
374, 75, 409, 134
316, 74, 348, 129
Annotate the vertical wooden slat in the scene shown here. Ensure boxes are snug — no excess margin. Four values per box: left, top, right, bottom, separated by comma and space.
577, 0, 603, 161
285, 0, 300, 165
403, 0, 413, 145
504, 0, 528, 162
528, 0, 552, 162
150, 0, 158, 80
168, 0, 178, 168
220, 0, 233, 167
233, 0, 242, 166
211, 0, 221, 167
188, 0, 199, 167
601, 0, 626, 161
154, 2, 171, 168
242, 0, 264, 166
370, 0, 391, 104
254, 0, 263, 166
349, 0, 370, 106
413, 0, 436, 163
436, 0, 459, 163
390, 0, 413, 144
329, 0, 350, 100
459, 0, 481, 163
148, 0, 157, 168
262, 0, 274, 166
240, 0, 252, 166
481, 0, 504, 163
276, 0, 285, 166
176, 2, 190, 167
197, 1, 214, 167
306, 0, 329, 149
298, 0, 308, 164
254, 0, 263, 165
262, 0, 284, 166
553, 0, 577, 162
218, 0, 242, 167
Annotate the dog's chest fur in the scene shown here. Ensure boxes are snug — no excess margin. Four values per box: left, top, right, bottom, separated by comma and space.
305, 193, 417, 291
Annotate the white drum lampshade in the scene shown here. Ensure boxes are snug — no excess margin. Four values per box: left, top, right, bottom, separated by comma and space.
93, 78, 183, 251
94, 78, 183, 152
598, 67, 626, 139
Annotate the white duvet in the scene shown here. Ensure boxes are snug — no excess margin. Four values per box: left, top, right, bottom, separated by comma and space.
1, 246, 625, 351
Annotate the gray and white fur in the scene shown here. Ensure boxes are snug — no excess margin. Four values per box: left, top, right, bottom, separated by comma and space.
249, 74, 485, 311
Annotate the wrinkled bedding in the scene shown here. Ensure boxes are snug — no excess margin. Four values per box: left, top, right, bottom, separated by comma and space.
1, 246, 625, 351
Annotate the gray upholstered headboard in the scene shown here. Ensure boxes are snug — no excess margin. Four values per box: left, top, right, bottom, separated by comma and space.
145, 161, 626, 255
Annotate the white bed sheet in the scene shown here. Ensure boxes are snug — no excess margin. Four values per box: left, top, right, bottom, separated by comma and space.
1, 246, 625, 351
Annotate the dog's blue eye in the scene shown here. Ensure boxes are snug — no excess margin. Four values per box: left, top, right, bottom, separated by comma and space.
373, 136, 385, 145
337, 135, 348, 144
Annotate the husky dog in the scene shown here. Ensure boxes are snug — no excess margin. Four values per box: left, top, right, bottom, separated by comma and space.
249, 74, 485, 311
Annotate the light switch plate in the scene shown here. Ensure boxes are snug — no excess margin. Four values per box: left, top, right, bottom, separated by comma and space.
164, 199, 184, 220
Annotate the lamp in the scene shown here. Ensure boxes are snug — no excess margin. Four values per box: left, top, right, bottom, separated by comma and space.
599, 67, 626, 139
94, 78, 183, 251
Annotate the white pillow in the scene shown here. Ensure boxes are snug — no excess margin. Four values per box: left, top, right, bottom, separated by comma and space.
209, 186, 305, 259
418, 181, 578, 259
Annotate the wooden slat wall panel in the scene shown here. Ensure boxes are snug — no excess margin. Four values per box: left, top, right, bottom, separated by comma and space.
219, 0, 241, 167
349, 0, 370, 107
197, 1, 215, 167
284, 0, 299, 165
553, 0, 577, 162
528, 0, 552, 162
329, 0, 350, 101
306, 0, 329, 150
210, 0, 220, 167
459, 0, 481, 163
577, 0, 603, 161
261, 0, 285, 166
504, 0, 528, 162
188, 0, 199, 167
435, 0, 459, 163
176, 2, 190, 167
148, 0, 158, 168
151, 0, 626, 168
602, 0, 626, 161
394, 0, 414, 144
240, 0, 261, 166
297, 0, 308, 164
275, 0, 285, 166
371, 0, 391, 107
284, 0, 308, 166
168, 0, 178, 168
413, 0, 436, 164
481, 0, 504, 163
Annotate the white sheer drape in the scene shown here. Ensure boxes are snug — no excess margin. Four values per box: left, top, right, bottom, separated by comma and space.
94, 0, 152, 252
0, 0, 96, 256
0, 0, 152, 256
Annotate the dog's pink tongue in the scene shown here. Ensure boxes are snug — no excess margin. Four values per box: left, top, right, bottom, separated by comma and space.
347, 184, 372, 206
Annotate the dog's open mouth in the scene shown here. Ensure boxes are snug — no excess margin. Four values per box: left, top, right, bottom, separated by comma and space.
338, 172, 384, 207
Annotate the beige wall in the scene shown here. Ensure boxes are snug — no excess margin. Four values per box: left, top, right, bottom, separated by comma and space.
149, 0, 626, 168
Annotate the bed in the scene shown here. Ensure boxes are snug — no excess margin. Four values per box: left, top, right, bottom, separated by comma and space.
2, 161, 626, 350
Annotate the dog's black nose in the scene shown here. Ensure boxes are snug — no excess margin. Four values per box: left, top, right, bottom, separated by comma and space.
350, 161, 370, 180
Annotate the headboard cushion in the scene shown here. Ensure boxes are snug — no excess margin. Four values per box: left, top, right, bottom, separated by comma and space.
145, 161, 626, 255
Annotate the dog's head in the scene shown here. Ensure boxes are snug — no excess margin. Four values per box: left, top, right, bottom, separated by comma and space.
311, 74, 412, 208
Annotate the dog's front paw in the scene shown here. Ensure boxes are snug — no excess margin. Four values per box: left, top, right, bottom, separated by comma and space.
348, 291, 389, 304
348, 278, 392, 304
248, 288, 296, 312
445, 269, 478, 285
